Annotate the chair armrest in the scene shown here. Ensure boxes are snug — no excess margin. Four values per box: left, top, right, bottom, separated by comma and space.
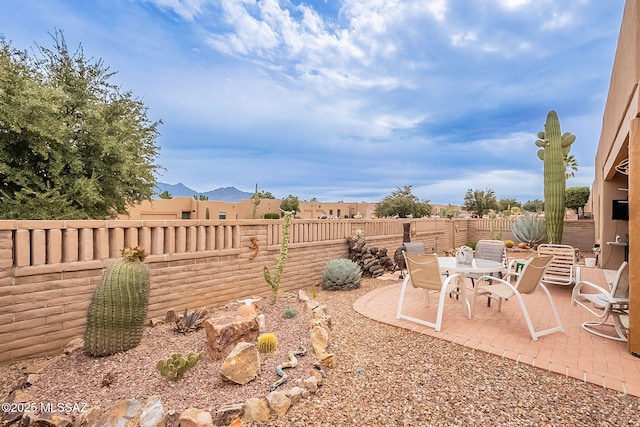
571, 280, 611, 304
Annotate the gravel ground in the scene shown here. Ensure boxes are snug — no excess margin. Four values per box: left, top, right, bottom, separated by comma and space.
263, 278, 640, 427
3, 277, 640, 426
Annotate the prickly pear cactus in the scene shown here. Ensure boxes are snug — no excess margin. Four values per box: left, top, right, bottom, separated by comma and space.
84, 247, 150, 357
321, 258, 362, 291
535, 110, 575, 244
156, 351, 203, 380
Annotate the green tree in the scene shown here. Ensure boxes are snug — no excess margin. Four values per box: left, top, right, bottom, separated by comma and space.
374, 186, 432, 218
565, 186, 590, 218
523, 199, 544, 212
498, 197, 522, 216
280, 194, 300, 213
158, 191, 172, 199
257, 190, 275, 199
439, 204, 457, 219
193, 194, 208, 201
0, 32, 161, 219
462, 188, 498, 217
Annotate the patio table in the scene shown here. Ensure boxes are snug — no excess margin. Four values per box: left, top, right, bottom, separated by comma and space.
437, 257, 505, 317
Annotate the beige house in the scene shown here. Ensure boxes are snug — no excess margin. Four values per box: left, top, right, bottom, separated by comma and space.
591, 0, 638, 355
120, 198, 458, 221
120, 198, 377, 220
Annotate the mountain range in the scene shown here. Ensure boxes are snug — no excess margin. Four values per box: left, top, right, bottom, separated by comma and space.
155, 183, 253, 202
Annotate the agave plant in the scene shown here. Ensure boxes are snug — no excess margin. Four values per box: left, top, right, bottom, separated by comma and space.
174, 308, 210, 334
511, 213, 546, 248
321, 258, 363, 291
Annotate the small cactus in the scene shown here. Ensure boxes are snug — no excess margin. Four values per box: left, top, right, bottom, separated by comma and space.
156, 351, 203, 380
258, 333, 278, 353
283, 308, 297, 319
321, 258, 362, 291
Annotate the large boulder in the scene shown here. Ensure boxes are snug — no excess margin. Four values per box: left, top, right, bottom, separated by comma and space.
204, 312, 259, 360
219, 342, 261, 385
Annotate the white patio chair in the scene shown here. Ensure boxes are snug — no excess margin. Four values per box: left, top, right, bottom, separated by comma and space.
475, 256, 564, 340
467, 239, 507, 307
537, 244, 577, 286
571, 262, 629, 342
396, 252, 467, 331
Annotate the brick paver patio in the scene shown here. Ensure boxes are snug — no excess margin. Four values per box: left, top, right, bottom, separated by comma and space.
354, 267, 640, 396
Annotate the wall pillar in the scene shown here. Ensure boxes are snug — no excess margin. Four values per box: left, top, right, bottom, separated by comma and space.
627, 118, 639, 356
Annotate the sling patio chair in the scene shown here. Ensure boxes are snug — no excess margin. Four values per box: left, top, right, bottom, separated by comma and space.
396, 252, 467, 331
537, 244, 578, 286
474, 255, 564, 340
571, 262, 629, 342
467, 239, 508, 306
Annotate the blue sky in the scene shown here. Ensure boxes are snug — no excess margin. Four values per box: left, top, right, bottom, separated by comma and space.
1, 0, 625, 204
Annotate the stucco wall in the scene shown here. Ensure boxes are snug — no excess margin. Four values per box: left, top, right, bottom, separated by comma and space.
0, 218, 593, 362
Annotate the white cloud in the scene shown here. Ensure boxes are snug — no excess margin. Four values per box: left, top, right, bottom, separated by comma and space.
146, 0, 207, 21
497, 0, 532, 10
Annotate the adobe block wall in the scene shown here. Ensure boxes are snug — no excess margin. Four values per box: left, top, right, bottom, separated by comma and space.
0, 237, 350, 362
0, 217, 594, 362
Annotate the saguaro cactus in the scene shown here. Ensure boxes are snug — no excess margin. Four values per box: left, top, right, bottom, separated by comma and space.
84, 247, 150, 357
535, 110, 575, 244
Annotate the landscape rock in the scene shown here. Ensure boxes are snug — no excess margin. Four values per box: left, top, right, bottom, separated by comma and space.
301, 375, 319, 393
140, 395, 165, 427
25, 373, 39, 386
20, 411, 73, 427
71, 406, 102, 427
305, 299, 320, 313
286, 386, 310, 404
63, 338, 84, 355
298, 289, 310, 302
1, 410, 23, 426
308, 368, 324, 385
92, 398, 141, 427
242, 398, 270, 423
309, 323, 336, 367
204, 312, 259, 360
163, 410, 180, 427
213, 403, 243, 426
266, 390, 291, 417
219, 342, 261, 385
178, 408, 214, 427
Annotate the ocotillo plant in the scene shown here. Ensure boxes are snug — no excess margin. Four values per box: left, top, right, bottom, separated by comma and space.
263, 210, 292, 303
84, 247, 150, 357
535, 110, 575, 244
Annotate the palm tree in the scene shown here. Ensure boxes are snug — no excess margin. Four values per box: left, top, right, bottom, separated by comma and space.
564, 154, 578, 180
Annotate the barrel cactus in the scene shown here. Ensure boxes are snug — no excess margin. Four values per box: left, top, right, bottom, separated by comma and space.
535, 110, 575, 244
84, 247, 150, 357
258, 333, 278, 353
321, 258, 362, 291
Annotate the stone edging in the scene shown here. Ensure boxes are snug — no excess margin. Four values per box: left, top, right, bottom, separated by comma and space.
2, 290, 334, 426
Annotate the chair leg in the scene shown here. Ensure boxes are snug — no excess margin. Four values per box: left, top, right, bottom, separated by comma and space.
581, 312, 628, 342
514, 285, 564, 340
473, 277, 493, 307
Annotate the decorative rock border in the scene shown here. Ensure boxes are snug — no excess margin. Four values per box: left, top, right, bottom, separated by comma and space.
1, 291, 333, 427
